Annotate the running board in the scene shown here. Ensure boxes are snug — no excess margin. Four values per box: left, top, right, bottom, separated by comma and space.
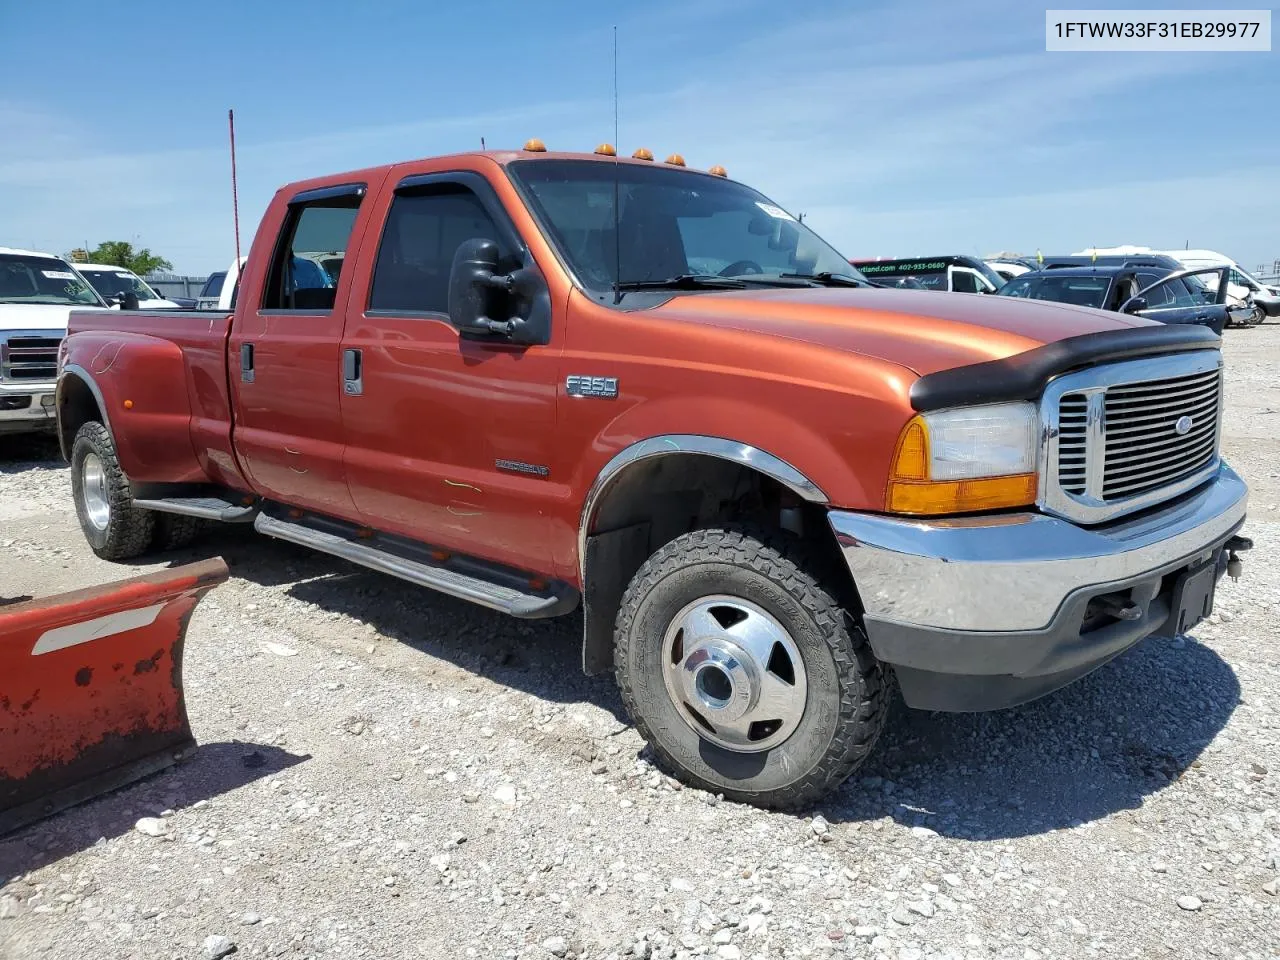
253, 513, 577, 619
133, 496, 259, 523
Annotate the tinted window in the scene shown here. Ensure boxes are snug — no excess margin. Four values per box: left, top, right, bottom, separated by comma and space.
368, 188, 505, 314
201, 272, 225, 298
950, 270, 981, 294
997, 277, 1035, 298
1029, 276, 1110, 309
1141, 276, 1199, 309
262, 195, 361, 311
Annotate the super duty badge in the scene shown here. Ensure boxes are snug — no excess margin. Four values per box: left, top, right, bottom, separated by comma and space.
565, 375, 619, 399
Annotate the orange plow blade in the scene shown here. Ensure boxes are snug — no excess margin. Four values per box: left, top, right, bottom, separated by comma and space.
0, 558, 229, 836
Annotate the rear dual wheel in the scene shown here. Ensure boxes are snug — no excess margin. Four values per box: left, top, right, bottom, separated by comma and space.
614, 526, 887, 809
70, 421, 207, 560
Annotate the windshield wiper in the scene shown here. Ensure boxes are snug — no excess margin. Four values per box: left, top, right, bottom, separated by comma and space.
614, 274, 748, 292
779, 272, 868, 287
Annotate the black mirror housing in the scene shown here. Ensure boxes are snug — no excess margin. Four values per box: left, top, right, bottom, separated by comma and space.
447, 238, 550, 345
1122, 296, 1148, 315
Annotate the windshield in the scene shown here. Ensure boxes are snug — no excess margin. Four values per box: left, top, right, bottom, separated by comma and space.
508, 160, 861, 293
76, 268, 161, 301
0, 254, 103, 306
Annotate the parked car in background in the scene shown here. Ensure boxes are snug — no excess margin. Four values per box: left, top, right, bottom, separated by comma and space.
72, 263, 180, 309
849, 254, 1005, 293
195, 256, 247, 310
195, 271, 227, 310
994, 264, 1273, 334
985, 257, 1038, 282
0, 248, 109, 434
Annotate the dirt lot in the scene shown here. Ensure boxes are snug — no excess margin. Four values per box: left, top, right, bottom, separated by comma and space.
2, 330, 1278, 960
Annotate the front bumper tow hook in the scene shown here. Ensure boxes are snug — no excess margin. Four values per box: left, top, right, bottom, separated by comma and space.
1225, 534, 1253, 581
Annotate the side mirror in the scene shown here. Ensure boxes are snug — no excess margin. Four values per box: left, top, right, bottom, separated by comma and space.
121, 290, 140, 311
447, 238, 548, 345
1122, 296, 1148, 315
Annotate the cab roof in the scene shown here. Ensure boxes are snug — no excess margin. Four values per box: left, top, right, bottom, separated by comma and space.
0, 246, 64, 259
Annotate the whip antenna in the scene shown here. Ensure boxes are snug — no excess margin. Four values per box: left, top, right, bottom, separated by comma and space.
228, 109, 241, 272
612, 25, 622, 305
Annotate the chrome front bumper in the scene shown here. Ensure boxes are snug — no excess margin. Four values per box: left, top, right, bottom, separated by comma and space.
0, 380, 57, 432
827, 463, 1248, 711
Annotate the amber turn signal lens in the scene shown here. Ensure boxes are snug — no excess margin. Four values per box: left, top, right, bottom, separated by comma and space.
886, 415, 1037, 515
887, 474, 1038, 514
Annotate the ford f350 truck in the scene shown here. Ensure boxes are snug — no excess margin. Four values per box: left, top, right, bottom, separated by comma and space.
58, 143, 1252, 808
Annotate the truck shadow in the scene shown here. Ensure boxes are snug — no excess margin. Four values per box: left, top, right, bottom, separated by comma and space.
0, 435, 61, 471
0, 742, 307, 885
172, 529, 1239, 842
816, 633, 1239, 839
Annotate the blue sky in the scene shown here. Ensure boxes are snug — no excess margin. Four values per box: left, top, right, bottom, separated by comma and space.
1, 0, 1276, 275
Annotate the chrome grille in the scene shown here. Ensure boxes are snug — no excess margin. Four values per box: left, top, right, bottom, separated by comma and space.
1057, 394, 1088, 495
0, 334, 61, 382
1041, 350, 1223, 525
1101, 369, 1220, 501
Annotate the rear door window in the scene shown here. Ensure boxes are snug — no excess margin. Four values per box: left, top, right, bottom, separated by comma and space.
261, 191, 363, 311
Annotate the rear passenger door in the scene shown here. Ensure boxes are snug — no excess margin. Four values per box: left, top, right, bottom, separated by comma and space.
228, 183, 372, 519
337, 169, 561, 573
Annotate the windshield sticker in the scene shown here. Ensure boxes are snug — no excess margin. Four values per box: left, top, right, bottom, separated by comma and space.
755, 202, 796, 221
41, 270, 77, 280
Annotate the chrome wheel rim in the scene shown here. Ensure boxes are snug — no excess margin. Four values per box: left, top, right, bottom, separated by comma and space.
661, 595, 807, 753
81, 453, 111, 531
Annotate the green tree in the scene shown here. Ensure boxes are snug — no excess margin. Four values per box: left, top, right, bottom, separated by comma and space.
84, 241, 173, 276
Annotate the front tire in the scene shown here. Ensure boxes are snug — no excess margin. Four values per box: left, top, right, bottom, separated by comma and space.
70, 421, 153, 560
614, 526, 887, 809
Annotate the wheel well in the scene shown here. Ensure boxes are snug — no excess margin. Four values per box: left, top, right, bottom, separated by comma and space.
579, 453, 851, 674
57, 374, 103, 462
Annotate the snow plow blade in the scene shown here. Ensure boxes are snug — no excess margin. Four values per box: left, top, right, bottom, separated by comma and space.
0, 558, 228, 836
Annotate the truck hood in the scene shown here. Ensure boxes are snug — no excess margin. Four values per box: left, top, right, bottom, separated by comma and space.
0, 303, 109, 332
648, 287, 1152, 377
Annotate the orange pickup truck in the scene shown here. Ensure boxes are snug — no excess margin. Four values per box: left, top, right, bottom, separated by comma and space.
58, 143, 1251, 807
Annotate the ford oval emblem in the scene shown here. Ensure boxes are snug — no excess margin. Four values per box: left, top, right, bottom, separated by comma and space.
1175, 415, 1194, 435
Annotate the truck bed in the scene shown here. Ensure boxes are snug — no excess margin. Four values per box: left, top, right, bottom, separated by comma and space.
64, 308, 244, 489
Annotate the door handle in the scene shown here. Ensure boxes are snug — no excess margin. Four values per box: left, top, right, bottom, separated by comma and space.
240, 343, 254, 383
343, 348, 363, 396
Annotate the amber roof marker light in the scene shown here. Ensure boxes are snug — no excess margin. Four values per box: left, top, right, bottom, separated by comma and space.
665, 154, 686, 166
594, 143, 617, 156
631, 147, 654, 160
708, 165, 728, 177
522, 138, 547, 152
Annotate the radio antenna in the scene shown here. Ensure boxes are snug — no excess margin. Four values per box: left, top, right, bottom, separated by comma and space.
228, 109, 242, 272
611, 24, 622, 305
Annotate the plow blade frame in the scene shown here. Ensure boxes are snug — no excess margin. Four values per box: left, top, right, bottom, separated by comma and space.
1, 558, 229, 836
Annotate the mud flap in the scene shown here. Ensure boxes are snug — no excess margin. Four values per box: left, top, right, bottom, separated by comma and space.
0, 558, 229, 836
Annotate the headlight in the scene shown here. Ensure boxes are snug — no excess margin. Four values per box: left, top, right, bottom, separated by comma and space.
886, 402, 1039, 515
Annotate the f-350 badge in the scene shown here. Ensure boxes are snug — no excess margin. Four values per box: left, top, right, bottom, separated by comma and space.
565, 375, 619, 399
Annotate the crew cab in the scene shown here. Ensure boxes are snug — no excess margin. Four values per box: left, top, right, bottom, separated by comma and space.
1, 248, 109, 435
57, 144, 1252, 808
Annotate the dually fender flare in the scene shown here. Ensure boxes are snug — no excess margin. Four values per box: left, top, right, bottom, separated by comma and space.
56, 363, 116, 460
576, 433, 830, 581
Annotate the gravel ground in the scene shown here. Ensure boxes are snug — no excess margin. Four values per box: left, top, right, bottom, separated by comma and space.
2, 330, 1278, 960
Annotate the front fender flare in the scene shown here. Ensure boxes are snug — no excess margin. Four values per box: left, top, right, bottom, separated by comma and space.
577, 433, 828, 581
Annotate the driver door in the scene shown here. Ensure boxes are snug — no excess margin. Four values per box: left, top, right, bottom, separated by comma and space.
337, 166, 563, 573
1130, 272, 1222, 329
